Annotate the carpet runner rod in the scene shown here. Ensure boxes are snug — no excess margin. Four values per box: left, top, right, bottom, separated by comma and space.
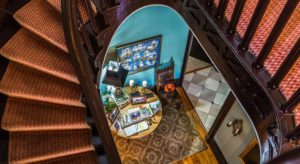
0, 61, 85, 108
13, 0, 67, 52
1, 97, 88, 132
9, 129, 94, 163
0, 28, 79, 84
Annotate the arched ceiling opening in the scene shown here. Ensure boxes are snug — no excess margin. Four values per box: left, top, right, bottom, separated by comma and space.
100, 5, 189, 90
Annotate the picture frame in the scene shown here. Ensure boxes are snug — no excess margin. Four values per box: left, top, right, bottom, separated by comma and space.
107, 107, 120, 124
155, 65, 174, 92
113, 121, 120, 132
149, 100, 161, 115
131, 95, 147, 105
116, 35, 162, 74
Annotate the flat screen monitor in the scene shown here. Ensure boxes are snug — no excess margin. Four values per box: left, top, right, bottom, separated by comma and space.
116, 35, 162, 74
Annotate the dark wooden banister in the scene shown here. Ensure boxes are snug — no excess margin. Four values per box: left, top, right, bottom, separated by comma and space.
61, 1, 121, 163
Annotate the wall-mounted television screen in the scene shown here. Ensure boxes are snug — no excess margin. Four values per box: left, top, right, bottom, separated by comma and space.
117, 35, 162, 74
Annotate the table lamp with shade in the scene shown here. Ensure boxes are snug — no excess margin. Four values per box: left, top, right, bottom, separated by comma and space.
129, 79, 135, 93
102, 61, 128, 100
142, 80, 148, 94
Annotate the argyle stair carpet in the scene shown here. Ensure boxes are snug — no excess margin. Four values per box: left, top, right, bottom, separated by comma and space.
0, 0, 99, 163
214, 0, 300, 126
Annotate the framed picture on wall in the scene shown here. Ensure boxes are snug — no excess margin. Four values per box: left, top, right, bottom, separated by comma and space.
116, 35, 162, 74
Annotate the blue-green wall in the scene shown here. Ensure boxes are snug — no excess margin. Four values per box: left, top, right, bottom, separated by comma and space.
100, 5, 189, 91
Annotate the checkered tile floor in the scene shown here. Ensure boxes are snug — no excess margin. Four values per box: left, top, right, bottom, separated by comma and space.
183, 66, 230, 131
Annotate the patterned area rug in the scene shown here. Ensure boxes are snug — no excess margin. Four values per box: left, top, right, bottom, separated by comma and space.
113, 95, 207, 164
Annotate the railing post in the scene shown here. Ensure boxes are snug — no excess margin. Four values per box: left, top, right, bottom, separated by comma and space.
206, 0, 213, 6
285, 125, 300, 143
226, 0, 246, 35
252, 0, 299, 69
282, 88, 300, 113
215, 0, 229, 20
267, 39, 300, 89
238, 0, 270, 51
83, 0, 100, 34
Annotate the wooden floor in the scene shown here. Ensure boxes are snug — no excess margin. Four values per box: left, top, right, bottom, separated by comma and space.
173, 87, 218, 164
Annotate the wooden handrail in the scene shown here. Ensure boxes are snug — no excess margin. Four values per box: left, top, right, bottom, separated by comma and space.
61, 1, 121, 163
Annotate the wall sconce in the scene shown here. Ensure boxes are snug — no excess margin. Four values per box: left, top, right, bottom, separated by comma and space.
227, 119, 243, 136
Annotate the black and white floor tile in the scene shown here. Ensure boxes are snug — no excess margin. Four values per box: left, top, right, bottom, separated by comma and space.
183, 66, 230, 131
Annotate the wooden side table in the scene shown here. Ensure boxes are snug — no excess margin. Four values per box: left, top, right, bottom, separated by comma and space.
110, 86, 162, 139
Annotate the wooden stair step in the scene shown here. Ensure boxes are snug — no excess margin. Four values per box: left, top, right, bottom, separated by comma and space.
0, 28, 79, 84
13, 0, 67, 52
37, 151, 98, 164
35, 151, 98, 164
0, 62, 85, 107
1, 97, 88, 131
9, 129, 94, 163
46, 0, 61, 12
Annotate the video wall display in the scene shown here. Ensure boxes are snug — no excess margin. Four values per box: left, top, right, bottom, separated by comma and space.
117, 36, 162, 74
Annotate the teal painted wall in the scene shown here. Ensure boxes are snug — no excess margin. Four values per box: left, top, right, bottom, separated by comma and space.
100, 5, 189, 91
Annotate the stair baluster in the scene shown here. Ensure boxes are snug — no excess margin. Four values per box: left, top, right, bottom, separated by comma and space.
267, 39, 300, 89
252, 0, 299, 69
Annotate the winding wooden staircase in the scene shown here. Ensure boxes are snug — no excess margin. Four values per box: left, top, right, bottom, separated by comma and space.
0, 0, 299, 163
0, 0, 105, 163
